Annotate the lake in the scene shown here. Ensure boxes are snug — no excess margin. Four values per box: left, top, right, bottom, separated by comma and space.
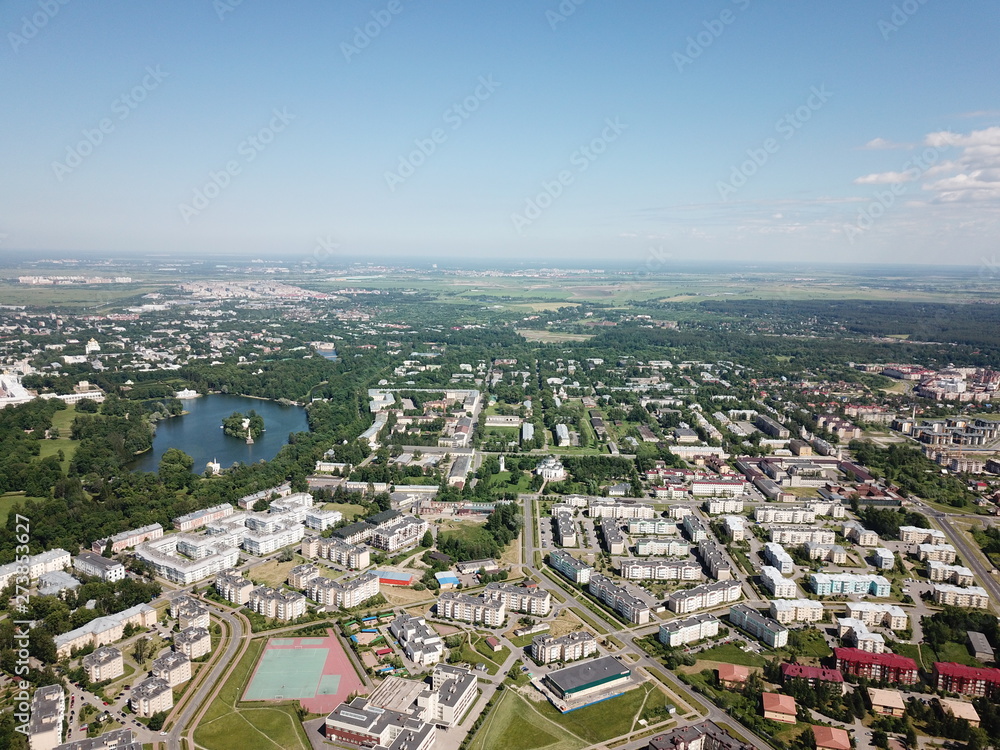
131, 394, 309, 473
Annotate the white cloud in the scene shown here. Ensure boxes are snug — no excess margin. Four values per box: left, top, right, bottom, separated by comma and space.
861, 137, 910, 150
853, 171, 917, 185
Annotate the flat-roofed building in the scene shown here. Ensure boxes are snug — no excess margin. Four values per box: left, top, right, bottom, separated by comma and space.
803, 543, 847, 564
171, 596, 210, 630
73, 551, 126, 583
130, 677, 173, 717
755, 506, 816, 524
301, 536, 371, 569
939, 698, 981, 727
324, 698, 435, 749
304, 508, 343, 531
52, 728, 141, 750
91, 523, 163, 554
729, 604, 788, 648
770, 599, 824, 624
173, 503, 233, 532
371, 516, 428, 552
900, 525, 946, 544
722, 515, 746, 541
600, 518, 627, 554
933, 662, 1000, 697
810, 573, 891, 597
82, 646, 123, 683
844, 602, 908, 631
389, 614, 443, 666
54, 603, 157, 658
659, 613, 720, 648
174, 626, 211, 660
628, 518, 678, 535
543, 656, 632, 703
770, 527, 835, 545
698, 540, 734, 580
135, 536, 239, 585
872, 548, 895, 570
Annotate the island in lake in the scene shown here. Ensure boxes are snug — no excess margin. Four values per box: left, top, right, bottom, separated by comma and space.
222, 410, 264, 443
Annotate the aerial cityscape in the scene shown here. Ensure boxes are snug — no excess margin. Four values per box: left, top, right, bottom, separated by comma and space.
3, 3, 1000, 750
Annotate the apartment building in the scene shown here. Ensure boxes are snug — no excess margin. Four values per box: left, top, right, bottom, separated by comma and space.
873, 548, 895, 570
843, 522, 880, 547
698, 540, 734, 580
635, 538, 690, 556
769, 527, 835, 545
763, 543, 794, 575
82, 646, 123, 683
214, 569, 254, 606
683, 515, 710, 543
722, 515, 747, 541
549, 550, 593, 585
288, 563, 320, 589
760, 566, 799, 599
933, 662, 1000, 698
628, 518, 679, 535
174, 626, 212, 660
532, 631, 598, 664
810, 573, 891, 597
248, 586, 308, 621
130, 677, 174, 718
692, 479, 748, 497
806, 500, 846, 519
304, 508, 344, 531
135, 536, 239, 585
666, 580, 742, 614
436, 592, 506, 627
928, 562, 975, 586
705, 497, 744, 515
589, 574, 650, 625
55, 603, 157, 658
728, 604, 789, 648
301, 536, 371, 569
73, 551, 126, 583
933, 584, 989, 609
900, 526, 946, 545
833, 648, 919, 685
0, 548, 72, 589
844, 602, 908, 631
308, 572, 380, 609
243, 523, 305, 556
483, 582, 552, 616
28, 684, 64, 750
587, 499, 656, 519
371, 516, 428, 552
600, 518, 627, 554
389, 614, 443, 666
769, 598, 824, 624
803, 542, 848, 564
91, 523, 163, 554
151, 651, 191, 687
172, 503, 234, 532
619, 559, 700, 581
754, 506, 816, 524
554, 509, 578, 548
658, 613, 720, 648
919, 544, 958, 563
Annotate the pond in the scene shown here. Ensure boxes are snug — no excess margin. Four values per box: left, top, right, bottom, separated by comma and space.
131, 394, 309, 473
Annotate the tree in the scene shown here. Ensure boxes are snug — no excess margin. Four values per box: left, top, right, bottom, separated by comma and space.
132, 638, 150, 665
158, 448, 195, 491
420, 530, 433, 548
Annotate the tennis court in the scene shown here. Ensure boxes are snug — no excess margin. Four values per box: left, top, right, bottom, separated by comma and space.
242, 630, 364, 713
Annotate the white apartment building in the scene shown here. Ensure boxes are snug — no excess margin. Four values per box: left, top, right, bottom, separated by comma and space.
919, 544, 958, 563
531, 631, 598, 664
174, 626, 212, 660
658, 613, 720, 647
619, 559, 700, 581
152, 651, 191, 687
764, 543, 795, 575
760, 566, 799, 598
665, 580, 742, 614
82, 646, 124, 683
705, 497, 744, 515
635, 538, 690, 556
436, 592, 506, 627
769, 598, 824, 624
928, 562, 975, 586
933, 584, 989, 609
72, 551, 126, 583
844, 602, 908, 631
248, 586, 307, 621
769, 527, 835, 545
301, 536, 371, 569
483, 582, 552, 615
130, 677, 173, 718
754, 506, 816, 524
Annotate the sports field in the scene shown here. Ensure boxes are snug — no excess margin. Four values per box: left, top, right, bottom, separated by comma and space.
242, 630, 363, 714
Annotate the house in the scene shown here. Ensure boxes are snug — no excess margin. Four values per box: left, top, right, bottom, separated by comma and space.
868, 687, 906, 717
938, 698, 980, 728
812, 725, 852, 750
717, 663, 749, 689
761, 692, 797, 724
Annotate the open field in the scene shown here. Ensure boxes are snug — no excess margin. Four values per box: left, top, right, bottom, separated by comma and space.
247, 559, 298, 588
468, 689, 580, 750
516, 330, 594, 343
322, 502, 367, 520
0, 492, 46, 522
382, 585, 434, 607
0, 282, 162, 307
195, 639, 310, 750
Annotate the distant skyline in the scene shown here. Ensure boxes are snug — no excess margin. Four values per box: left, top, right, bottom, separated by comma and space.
2, 1, 999, 266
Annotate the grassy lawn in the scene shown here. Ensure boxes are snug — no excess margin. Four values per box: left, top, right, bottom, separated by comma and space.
935, 640, 981, 667
246, 559, 298, 588
534, 683, 663, 744
0, 492, 47, 522
194, 638, 310, 750
474, 634, 511, 666
468, 690, 580, 750
322, 502, 367, 520
786, 628, 832, 660
696, 643, 768, 667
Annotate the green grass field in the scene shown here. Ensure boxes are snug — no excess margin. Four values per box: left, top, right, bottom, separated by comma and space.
468, 690, 580, 750
194, 639, 310, 750
322, 502, 367, 520
0, 493, 46, 522
696, 643, 768, 667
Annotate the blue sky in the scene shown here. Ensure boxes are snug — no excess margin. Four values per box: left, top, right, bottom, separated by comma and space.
2, 0, 999, 267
